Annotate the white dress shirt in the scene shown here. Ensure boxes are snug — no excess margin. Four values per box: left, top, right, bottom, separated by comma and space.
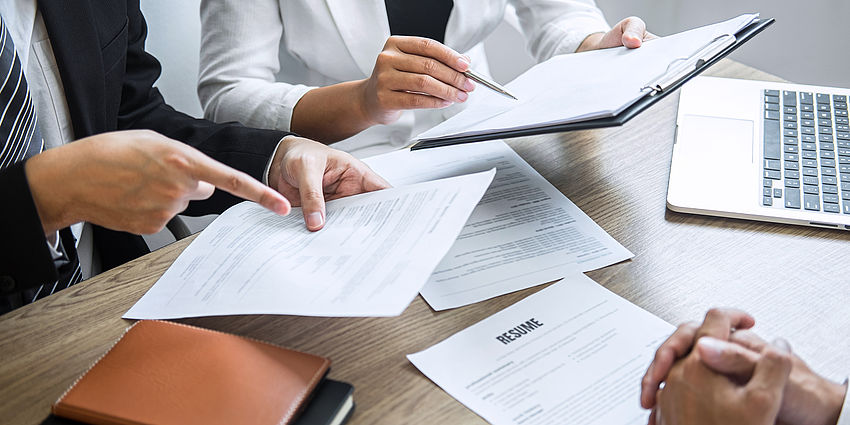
197, 0, 610, 158
1, 1, 97, 279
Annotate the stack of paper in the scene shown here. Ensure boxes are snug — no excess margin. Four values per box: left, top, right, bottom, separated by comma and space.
364, 141, 632, 310
126, 140, 631, 319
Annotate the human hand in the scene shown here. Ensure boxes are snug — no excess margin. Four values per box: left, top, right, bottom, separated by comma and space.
577, 16, 655, 52
652, 339, 792, 425
25, 130, 291, 235
641, 308, 755, 409
358, 35, 476, 126
267, 136, 391, 231
696, 333, 846, 425
641, 308, 847, 425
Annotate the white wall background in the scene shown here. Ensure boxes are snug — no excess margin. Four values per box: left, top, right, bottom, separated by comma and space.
487, 1, 850, 87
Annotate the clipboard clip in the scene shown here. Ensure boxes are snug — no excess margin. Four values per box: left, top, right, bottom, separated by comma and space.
641, 33, 738, 95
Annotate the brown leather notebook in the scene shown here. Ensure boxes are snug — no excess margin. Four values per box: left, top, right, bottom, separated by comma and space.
53, 320, 330, 425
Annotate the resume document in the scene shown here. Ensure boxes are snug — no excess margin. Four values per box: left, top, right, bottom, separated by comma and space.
124, 170, 495, 319
408, 274, 674, 425
364, 141, 632, 310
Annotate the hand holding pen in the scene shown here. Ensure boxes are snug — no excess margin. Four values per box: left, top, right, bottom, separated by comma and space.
359, 35, 516, 126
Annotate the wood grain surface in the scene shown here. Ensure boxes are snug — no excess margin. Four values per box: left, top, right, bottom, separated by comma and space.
3, 60, 849, 425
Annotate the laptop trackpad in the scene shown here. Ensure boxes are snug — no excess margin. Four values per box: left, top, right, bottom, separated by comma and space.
677, 115, 755, 164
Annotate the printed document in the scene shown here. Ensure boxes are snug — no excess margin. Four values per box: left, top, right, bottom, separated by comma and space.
415, 14, 758, 142
364, 141, 632, 310
124, 170, 495, 319
407, 274, 674, 425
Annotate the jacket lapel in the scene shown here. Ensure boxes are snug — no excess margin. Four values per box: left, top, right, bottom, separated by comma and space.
38, 0, 105, 137
325, 0, 390, 77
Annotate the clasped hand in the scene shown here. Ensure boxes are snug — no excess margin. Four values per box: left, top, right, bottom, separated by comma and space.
640, 308, 846, 425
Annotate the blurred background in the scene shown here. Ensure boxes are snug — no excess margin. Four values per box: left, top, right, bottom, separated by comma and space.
140, 0, 850, 248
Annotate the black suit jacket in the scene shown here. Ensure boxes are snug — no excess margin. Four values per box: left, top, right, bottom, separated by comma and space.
0, 0, 292, 298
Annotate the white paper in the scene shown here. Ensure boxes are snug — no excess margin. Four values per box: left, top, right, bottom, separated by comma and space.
363, 141, 632, 310
124, 169, 496, 319
416, 14, 758, 142
408, 274, 674, 425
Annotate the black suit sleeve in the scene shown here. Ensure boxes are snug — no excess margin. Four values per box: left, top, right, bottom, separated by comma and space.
116, 0, 295, 216
0, 160, 59, 295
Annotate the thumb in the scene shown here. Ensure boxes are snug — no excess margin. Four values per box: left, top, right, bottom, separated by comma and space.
293, 159, 328, 232
696, 337, 758, 378
620, 17, 647, 49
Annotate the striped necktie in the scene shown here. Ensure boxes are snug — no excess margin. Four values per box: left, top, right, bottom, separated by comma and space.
0, 15, 43, 166
0, 15, 81, 311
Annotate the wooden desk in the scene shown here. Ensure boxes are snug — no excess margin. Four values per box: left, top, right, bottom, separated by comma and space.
3, 60, 850, 424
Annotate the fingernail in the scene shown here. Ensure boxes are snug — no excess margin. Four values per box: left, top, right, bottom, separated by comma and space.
457, 91, 468, 102
463, 79, 475, 91
772, 338, 791, 352
697, 337, 725, 358
306, 212, 323, 229
440, 101, 453, 108
457, 57, 470, 70
276, 200, 290, 214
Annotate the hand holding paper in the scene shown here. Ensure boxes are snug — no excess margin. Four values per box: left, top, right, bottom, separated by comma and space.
125, 169, 495, 319
414, 14, 761, 145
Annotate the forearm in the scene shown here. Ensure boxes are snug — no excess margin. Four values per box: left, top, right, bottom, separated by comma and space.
290, 80, 374, 143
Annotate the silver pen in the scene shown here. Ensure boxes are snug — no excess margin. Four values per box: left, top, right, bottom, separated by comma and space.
463, 68, 518, 100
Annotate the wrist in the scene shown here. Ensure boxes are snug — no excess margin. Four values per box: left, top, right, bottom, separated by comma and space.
24, 149, 77, 235
821, 380, 847, 425
577, 32, 604, 52
268, 135, 299, 192
353, 78, 380, 127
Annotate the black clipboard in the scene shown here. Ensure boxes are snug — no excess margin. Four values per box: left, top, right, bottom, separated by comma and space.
410, 17, 775, 151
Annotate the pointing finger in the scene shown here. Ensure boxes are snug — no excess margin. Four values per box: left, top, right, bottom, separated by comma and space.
188, 150, 291, 215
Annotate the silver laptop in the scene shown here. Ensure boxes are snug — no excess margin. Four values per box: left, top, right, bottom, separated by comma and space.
668, 76, 850, 230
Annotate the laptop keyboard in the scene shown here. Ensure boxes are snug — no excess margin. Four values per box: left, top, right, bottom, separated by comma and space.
762, 89, 850, 214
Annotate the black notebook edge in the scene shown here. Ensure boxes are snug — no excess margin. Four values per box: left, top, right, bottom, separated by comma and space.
292, 379, 355, 425
410, 17, 776, 151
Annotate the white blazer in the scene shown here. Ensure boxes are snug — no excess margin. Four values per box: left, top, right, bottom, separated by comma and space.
198, 0, 609, 157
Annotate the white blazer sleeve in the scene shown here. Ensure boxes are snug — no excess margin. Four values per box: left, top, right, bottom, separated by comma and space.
510, 0, 611, 62
198, 0, 314, 131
